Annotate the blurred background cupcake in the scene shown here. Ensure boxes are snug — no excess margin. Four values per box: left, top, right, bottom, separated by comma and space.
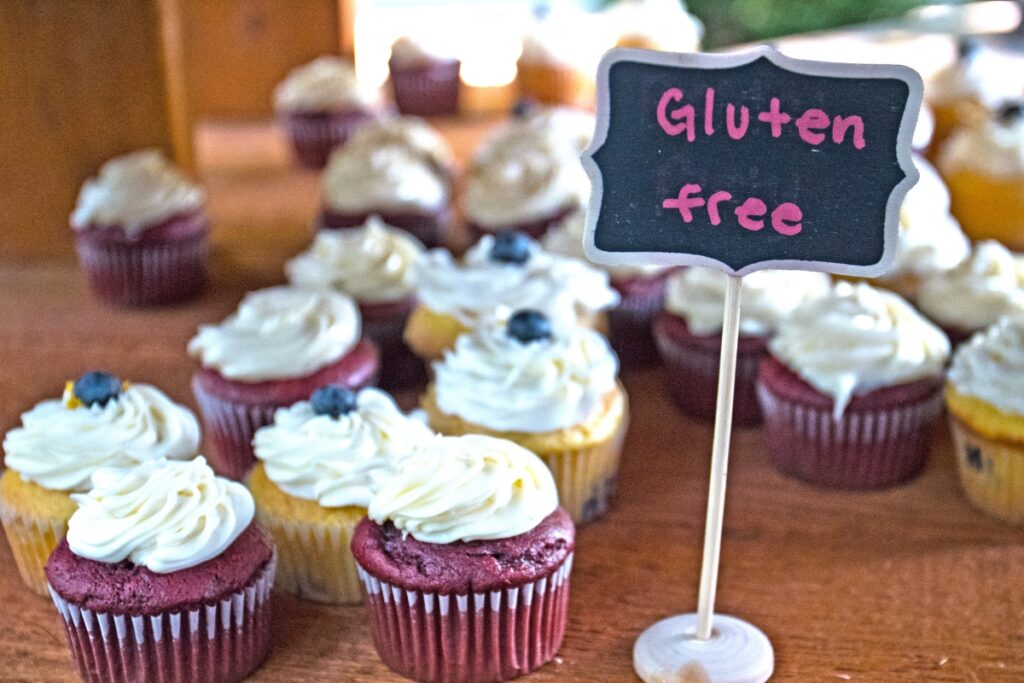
274, 56, 381, 168
188, 286, 379, 479
388, 35, 461, 116
945, 318, 1024, 524
71, 149, 208, 306
758, 282, 950, 489
516, 8, 590, 107
423, 310, 628, 523
655, 268, 830, 426
608, 0, 703, 51
318, 116, 454, 248
0, 372, 198, 595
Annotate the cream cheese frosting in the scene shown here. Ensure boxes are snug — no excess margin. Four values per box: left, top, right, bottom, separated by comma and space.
253, 388, 433, 508
939, 111, 1024, 177
322, 138, 449, 214
665, 267, 831, 337
286, 217, 425, 303
368, 434, 558, 544
948, 317, 1024, 416
70, 149, 204, 235
917, 241, 1024, 331
928, 47, 1024, 107
342, 117, 454, 178
390, 35, 457, 67
66, 457, 254, 573
434, 317, 619, 433
188, 286, 360, 382
414, 235, 619, 328
770, 282, 950, 419
2, 383, 200, 493
482, 106, 595, 157
542, 209, 666, 280
274, 56, 379, 112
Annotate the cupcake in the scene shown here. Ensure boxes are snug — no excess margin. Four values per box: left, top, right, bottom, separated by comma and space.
188, 286, 379, 480
654, 268, 831, 426
871, 154, 969, 301
319, 117, 454, 248
46, 457, 274, 683
945, 318, 1024, 523
543, 208, 676, 366
606, 0, 703, 52
757, 282, 950, 489
516, 7, 598, 108
273, 56, 381, 168
389, 36, 461, 116
403, 232, 619, 363
287, 216, 427, 388
917, 240, 1024, 345
250, 386, 432, 604
353, 433, 574, 682
423, 310, 627, 524
939, 102, 1024, 250
71, 149, 208, 306
0, 372, 199, 595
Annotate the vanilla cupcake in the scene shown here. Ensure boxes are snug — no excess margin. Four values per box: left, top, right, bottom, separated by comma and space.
517, 12, 594, 107
607, 0, 703, 51
0, 372, 199, 594
917, 240, 1024, 344
654, 268, 831, 426
939, 103, 1024, 249
388, 35, 461, 116
319, 117, 453, 247
274, 56, 381, 167
403, 232, 619, 363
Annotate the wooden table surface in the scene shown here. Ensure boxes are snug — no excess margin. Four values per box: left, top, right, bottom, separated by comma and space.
2, 117, 1022, 683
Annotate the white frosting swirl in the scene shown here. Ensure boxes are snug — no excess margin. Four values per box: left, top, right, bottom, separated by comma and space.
3, 383, 200, 493
542, 209, 665, 279
434, 317, 618, 433
286, 217, 424, 303
70, 150, 204, 235
918, 241, 1024, 331
188, 286, 360, 382
415, 236, 619, 328
390, 35, 457, 67
253, 388, 432, 508
274, 56, 379, 112
368, 434, 558, 544
482, 107, 594, 157
607, 0, 703, 52
66, 457, 255, 573
939, 113, 1024, 177
770, 282, 950, 418
323, 140, 448, 214
665, 267, 831, 336
928, 47, 1024, 107
343, 117, 454, 176
948, 317, 1024, 416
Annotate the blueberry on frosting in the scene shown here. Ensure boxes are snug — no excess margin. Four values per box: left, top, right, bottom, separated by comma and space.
72, 371, 122, 407
489, 231, 532, 265
311, 385, 358, 418
507, 309, 553, 344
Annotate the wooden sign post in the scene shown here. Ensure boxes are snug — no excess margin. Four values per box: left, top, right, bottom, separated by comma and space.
582, 46, 921, 682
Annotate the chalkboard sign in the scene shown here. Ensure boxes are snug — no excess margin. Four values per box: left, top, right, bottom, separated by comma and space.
582, 46, 922, 277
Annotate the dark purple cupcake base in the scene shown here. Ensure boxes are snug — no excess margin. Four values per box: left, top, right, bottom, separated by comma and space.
360, 298, 426, 390
389, 59, 461, 117
319, 207, 451, 249
282, 109, 377, 168
608, 269, 678, 368
465, 204, 577, 244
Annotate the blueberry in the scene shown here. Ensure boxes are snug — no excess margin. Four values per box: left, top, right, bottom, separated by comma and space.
998, 101, 1023, 124
489, 232, 532, 265
965, 445, 984, 472
507, 310, 553, 344
73, 371, 122, 407
958, 37, 980, 60
511, 98, 537, 119
311, 385, 358, 418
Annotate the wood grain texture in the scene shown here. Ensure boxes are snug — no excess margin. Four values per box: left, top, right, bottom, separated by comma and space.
1, 120, 1023, 682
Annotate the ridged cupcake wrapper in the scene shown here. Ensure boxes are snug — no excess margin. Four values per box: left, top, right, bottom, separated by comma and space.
48, 556, 274, 683
757, 383, 943, 489
255, 508, 363, 604
357, 552, 573, 683
192, 379, 279, 481
539, 418, 628, 525
390, 63, 460, 116
0, 503, 68, 596
75, 232, 207, 307
284, 112, 373, 168
949, 417, 1024, 524
607, 287, 667, 368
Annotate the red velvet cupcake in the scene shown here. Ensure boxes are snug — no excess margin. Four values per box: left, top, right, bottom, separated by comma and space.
654, 268, 831, 427
45, 457, 275, 683
389, 36, 461, 117
354, 434, 574, 683
757, 282, 951, 489
287, 216, 427, 389
189, 286, 379, 479
70, 149, 208, 307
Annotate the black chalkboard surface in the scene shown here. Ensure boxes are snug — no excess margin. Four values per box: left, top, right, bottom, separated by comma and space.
582, 47, 923, 277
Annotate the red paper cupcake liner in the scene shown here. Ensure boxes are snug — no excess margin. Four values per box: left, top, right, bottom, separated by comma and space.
357, 553, 572, 683
319, 207, 451, 249
465, 204, 578, 244
389, 60, 461, 117
757, 357, 944, 489
74, 215, 208, 307
607, 270, 677, 368
282, 109, 377, 168
361, 300, 426, 390
653, 312, 767, 427
47, 556, 275, 683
